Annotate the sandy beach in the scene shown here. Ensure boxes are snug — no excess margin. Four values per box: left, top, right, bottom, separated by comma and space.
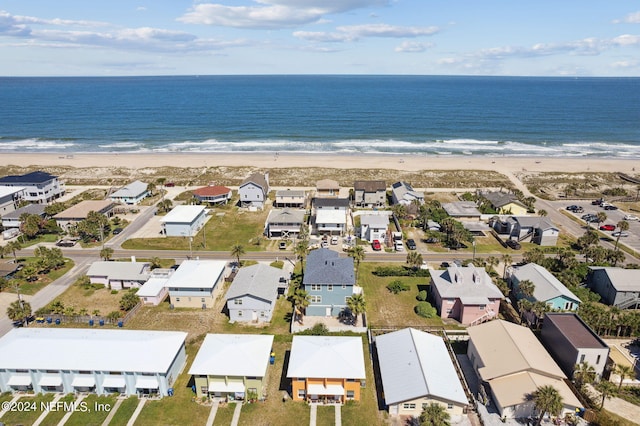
0, 152, 637, 174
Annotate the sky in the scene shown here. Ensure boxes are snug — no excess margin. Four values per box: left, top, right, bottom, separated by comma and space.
1, 1, 640, 76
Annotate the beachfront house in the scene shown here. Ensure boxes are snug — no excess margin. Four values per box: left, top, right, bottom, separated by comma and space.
0, 186, 25, 216
86, 260, 151, 290
166, 260, 226, 308
0, 328, 187, 397
275, 189, 306, 208
189, 334, 274, 401
0, 171, 65, 204
54, 200, 116, 231
481, 191, 529, 215
239, 172, 270, 209
287, 336, 366, 403
313, 198, 349, 235
1, 204, 46, 229
508, 263, 581, 311
109, 180, 149, 205
160, 205, 207, 237
359, 213, 389, 243
225, 264, 283, 323
353, 180, 386, 208
540, 313, 610, 380
316, 179, 340, 198
467, 320, 581, 419
376, 328, 468, 419
586, 267, 640, 309
265, 208, 305, 239
391, 181, 424, 206
430, 265, 504, 326
442, 201, 482, 220
303, 248, 357, 317
192, 185, 232, 205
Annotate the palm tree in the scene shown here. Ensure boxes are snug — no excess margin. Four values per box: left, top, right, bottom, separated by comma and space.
146, 182, 156, 196
100, 247, 114, 261
348, 245, 365, 281
615, 364, 634, 389
615, 220, 630, 250
532, 385, 563, 426
150, 257, 162, 270
230, 244, 245, 266
485, 256, 499, 274
595, 212, 607, 229
501, 253, 512, 279
7, 299, 32, 325
419, 402, 450, 426
518, 279, 535, 299
538, 209, 548, 217
573, 361, 596, 389
294, 239, 309, 272
440, 218, 456, 246
6, 240, 22, 262
406, 251, 423, 270
594, 380, 617, 409
346, 293, 366, 326
156, 177, 166, 201
92, 309, 101, 317
290, 288, 310, 325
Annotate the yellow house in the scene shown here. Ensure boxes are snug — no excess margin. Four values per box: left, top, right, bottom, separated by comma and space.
287, 336, 366, 403
166, 260, 226, 309
483, 191, 529, 215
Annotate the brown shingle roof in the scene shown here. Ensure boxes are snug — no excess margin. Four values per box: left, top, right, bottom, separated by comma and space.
354, 180, 386, 192
192, 186, 232, 197
544, 313, 607, 349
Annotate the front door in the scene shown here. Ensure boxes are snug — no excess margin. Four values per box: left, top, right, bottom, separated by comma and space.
252, 311, 258, 321
325, 307, 331, 317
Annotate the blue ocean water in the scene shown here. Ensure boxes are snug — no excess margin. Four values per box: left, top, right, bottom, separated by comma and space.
0, 75, 639, 157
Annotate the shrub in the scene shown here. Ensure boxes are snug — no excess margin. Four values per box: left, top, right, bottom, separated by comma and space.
299, 323, 329, 335
416, 290, 428, 301
387, 280, 410, 294
373, 266, 430, 277
415, 302, 437, 318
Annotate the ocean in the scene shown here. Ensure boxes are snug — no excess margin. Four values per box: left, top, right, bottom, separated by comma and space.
1, 75, 639, 157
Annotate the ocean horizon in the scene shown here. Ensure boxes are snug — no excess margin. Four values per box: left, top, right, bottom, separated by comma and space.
1, 75, 639, 158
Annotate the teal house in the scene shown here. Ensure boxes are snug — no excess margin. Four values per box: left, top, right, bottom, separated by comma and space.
303, 248, 356, 317
509, 263, 581, 311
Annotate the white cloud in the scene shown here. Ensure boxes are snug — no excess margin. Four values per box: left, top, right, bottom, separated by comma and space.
611, 34, 640, 46
613, 11, 640, 24
395, 41, 431, 53
294, 23, 439, 42
178, 0, 388, 29
611, 59, 639, 68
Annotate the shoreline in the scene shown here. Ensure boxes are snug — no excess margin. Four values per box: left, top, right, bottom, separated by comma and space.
0, 152, 637, 174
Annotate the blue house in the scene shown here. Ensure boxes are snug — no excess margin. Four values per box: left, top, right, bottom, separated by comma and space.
508, 263, 581, 311
303, 249, 356, 317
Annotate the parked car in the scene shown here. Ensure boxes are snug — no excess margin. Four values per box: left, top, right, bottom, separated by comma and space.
394, 241, 404, 252
425, 237, 439, 243
330, 236, 339, 245
165, 182, 175, 187
592, 199, 604, 205
506, 239, 521, 250
406, 239, 417, 250
321, 241, 329, 248
604, 205, 619, 210
112, 228, 123, 235
600, 224, 616, 231
566, 205, 583, 212
624, 215, 639, 221
279, 241, 287, 250
581, 213, 595, 220
55, 239, 76, 247
372, 240, 382, 251
612, 231, 630, 237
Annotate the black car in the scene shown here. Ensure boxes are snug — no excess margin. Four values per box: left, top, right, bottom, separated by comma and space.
506, 239, 521, 250
604, 205, 618, 210
112, 228, 123, 235
425, 237, 439, 243
566, 205, 580, 211
406, 239, 417, 250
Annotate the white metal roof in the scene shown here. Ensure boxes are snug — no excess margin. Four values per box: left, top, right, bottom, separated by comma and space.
160, 205, 206, 224
0, 186, 25, 198
137, 277, 169, 298
189, 334, 274, 377
166, 260, 226, 289
376, 328, 468, 406
0, 328, 187, 373
286, 336, 365, 379
102, 376, 126, 388
315, 209, 346, 224
110, 180, 148, 198
360, 214, 389, 228
86, 261, 150, 282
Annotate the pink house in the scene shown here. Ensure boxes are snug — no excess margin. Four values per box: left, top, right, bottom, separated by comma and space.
430, 265, 504, 326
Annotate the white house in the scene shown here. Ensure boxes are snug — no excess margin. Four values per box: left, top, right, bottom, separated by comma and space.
137, 269, 174, 305
86, 260, 151, 290
376, 328, 468, 418
239, 172, 270, 209
1, 204, 45, 229
0, 328, 187, 397
359, 213, 389, 243
265, 208, 305, 238
275, 189, 306, 208
160, 205, 207, 237
0, 171, 65, 204
167, 260, 226, 308
391, 181, 424, 206
0, 186, 24, 216
225, 264, 284, 323
109, 180, 149, 205
314, 198, 349, 235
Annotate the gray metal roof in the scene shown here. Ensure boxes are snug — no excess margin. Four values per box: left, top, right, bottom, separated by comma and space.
275, 189, 305, 197
314, 197, 350, 208
391, 181, 424, 204
589, 267, 640, 292
431, 265, 504, 301
240, 173, 269, 193
376, 328, 468, 406
442, 201, 482, 217
510, 216, 558, 230
225, 264, 283, 303
303, 248, 355, 286
483, 191, 526, 209
110, 180, 148, 198
267, 208, 305, 224
86, 261, 150, 282
511, 263, 580, 304
359, 214, 389, 228
2, 203, 46, 219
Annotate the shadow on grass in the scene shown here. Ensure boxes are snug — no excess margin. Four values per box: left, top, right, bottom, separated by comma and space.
279, 350, 292, 395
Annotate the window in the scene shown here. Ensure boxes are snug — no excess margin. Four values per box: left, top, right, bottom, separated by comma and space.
297, 378, 305, 382
201, 386, 208, 394
260, 311, 266, 317
447, 403, 453, 409
311, 284, 321, 291
346, 390, 355, 399
327, 285, 333, 291
596, 355, 601, 364
580, 354, 586, 363
201, 298, 205, 303
342, 284, 346, 289
234, 299, 243, 305
238, 311, 243, 317
403, 403, 416, 409
479, 305, 486, 310
298, 389, 306, 398
446, 309, 452, 314
176, 297, 180, 302
310, 296, 322, 303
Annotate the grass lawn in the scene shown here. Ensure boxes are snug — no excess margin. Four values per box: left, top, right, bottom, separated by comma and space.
38, 394, 76, 426
212, 402, 236, 426
64, 394, 117, 426
0, 392, 12, 404
41, 282, 122, 316
6, 258, 75, 295
0, 392, 55, 426
107, 396, 139, 426
359, 263, 442, 328
19, 233, 61, 248
316, 405, 335, 426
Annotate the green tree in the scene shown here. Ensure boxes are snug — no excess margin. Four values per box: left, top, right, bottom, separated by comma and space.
150, 257, 162, 269
76, 210, 109, 243
231, 244, 245, 266
419, 402, 450, 426
294, 239, 310, 272
290, 288, 310, 325
92, 309, 101, 317
100, 247, 114, 261
415, 301, 437, 318
6, 240, 22, 261
346, 293, 366, 326
485, 255, 499, 274
595, 212, 607, 228
615, 220, 630, 251
406, 251, 424, 270
594, 380, 617, 409
107, 310, 121, 322
50, 300, 65, 314
348, 245, 366, 281
387, 280, 410, 294
532, 385, 563, 426
538, 209, 548, 217
44, 202, 66, 216
146, 182, 156, 196
615, 364, 634, 389
7, 299, 32, 325
518, 279, 535, 299
20, 213, 43, 239
501, 253, 513, 279
573, 362, 596, 389
158, 198, 172, 213
119, 291, 140, 311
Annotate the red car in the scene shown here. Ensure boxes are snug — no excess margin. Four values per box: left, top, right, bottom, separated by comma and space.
372, 240, 382, 251
599, 224, 616, 231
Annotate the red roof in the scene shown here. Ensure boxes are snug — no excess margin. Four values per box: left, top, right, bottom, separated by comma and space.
193, 186, 232, 197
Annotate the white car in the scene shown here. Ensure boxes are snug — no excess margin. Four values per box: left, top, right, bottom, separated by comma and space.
394, 241, 404, 252
624, 214, 639, 221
